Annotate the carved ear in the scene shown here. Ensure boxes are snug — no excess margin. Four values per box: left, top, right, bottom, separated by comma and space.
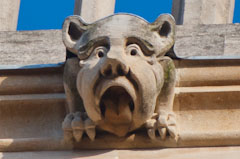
62, 15, 88, 54
151, 14, 176, 56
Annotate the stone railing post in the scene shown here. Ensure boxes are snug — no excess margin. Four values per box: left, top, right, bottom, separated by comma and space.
74, 0, 115, 23
0, 0, 21, 31
172, 0, 235, 25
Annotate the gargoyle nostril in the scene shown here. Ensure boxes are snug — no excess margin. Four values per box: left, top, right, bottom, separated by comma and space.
104, 68, 112, 76
101, 60, 129, 77
117, 64, 124, 76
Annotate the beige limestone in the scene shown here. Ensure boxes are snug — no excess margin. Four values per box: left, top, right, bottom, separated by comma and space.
1, 24, 240, 65
174, 24, 240, 57
172, 0, 235, 25
0, 59, 240, 150
62, 14, 178, 142
74, 0, 115, 23
0, 75, 63, 95
0, 30, 65, 65
0, 0, 20, 31
0, 1, 240, 152
0, 67, 67, 151
2, 147, 240, 159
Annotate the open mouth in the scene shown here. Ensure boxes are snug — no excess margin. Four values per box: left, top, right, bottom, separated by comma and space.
100, 86, 134, 117
96, 77, 137, 124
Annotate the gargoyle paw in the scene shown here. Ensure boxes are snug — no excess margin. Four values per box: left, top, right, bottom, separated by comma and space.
62, 112, 96, 142
145, 111, 178, 140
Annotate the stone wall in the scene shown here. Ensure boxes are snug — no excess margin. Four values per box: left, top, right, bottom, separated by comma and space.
1, 24, 240, 66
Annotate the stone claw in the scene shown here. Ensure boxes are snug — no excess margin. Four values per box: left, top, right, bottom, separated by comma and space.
62, 112, 96, 142
168, 125, 177, 138
147, 128, 156, 140
73, 130, 84, 142
86, 128, 96, 141
145, 119, 157, 140
62, 113, 74, 142
158, 127, 167, 140
145, 111, 178, 141
72, 112, 84, 142
85, 118, 96, 141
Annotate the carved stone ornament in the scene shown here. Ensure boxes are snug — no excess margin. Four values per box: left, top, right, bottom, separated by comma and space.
62, 13, 178, 142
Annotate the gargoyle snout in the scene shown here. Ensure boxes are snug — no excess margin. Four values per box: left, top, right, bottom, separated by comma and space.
100, 56, 129, 77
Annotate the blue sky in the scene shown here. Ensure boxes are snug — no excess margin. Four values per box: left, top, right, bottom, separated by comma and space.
17, 0, 240, 30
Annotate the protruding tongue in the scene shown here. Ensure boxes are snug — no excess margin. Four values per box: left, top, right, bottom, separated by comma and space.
100, 86, 133, 124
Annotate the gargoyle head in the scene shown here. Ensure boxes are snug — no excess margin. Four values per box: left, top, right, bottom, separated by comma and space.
62, 14, 175, 137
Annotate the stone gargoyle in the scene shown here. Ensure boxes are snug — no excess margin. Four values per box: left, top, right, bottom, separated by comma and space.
62, 13, 178, 142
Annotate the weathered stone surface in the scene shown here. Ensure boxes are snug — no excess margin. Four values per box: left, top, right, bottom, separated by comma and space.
2, 147, 240, 159
0, 59, 240, 150
0, 67, 67, 151
0, 0, 20, 31
74, 0, 115, 23
172, 0, 235, 25
0, 13, 240, 151
0, 70, 64, 95
0, 30, 65, 65
1, 24, 240, 65
0, 93, 65, 138
175, 23, 240, 57
0, 0, 240, 155
175, 59, 240, 86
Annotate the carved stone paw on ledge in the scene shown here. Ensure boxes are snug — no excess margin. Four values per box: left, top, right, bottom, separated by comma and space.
145, 111, 178, 141
62, 112, 96, 142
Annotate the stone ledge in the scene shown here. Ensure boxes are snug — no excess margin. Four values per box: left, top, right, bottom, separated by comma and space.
1, 147, 240, 159
0, 59, 239, 150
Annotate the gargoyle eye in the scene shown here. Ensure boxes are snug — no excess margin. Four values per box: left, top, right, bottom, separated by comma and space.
126, 44, 141, 56
130, 49, 137, 56
94, 46, 108, 58
98, 51, 104, 58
